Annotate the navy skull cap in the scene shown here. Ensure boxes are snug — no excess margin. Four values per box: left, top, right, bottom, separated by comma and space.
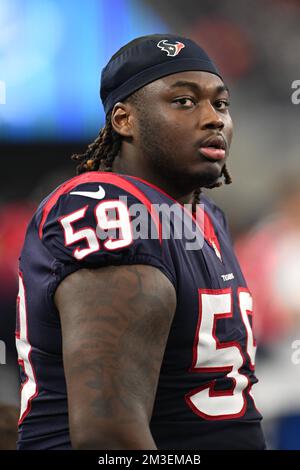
100, 34, 223, 115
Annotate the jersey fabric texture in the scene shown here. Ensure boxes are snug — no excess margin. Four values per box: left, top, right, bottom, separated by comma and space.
16, 172, 265, 450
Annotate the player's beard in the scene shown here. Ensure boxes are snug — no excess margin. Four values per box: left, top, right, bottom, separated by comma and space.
136, 115, 223, 190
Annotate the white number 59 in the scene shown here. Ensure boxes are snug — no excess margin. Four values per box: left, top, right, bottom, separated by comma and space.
59, 200, 133, 260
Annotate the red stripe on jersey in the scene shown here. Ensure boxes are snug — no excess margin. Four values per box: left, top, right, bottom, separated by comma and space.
38, 172, 162, 242
197, 207, 221, 257
128, 174, 221, 256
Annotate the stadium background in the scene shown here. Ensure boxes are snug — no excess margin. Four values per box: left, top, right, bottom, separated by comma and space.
1, 0, 300, 449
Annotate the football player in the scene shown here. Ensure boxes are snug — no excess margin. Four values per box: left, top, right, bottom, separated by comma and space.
16, 34, 265, 449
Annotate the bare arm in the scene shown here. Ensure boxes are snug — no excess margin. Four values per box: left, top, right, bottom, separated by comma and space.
55, 264, 176, 449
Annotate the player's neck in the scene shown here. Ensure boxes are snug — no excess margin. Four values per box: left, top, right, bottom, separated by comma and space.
112, 154, 195, 206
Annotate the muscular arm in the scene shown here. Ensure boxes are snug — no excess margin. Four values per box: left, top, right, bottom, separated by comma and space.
55, 264, 176, 449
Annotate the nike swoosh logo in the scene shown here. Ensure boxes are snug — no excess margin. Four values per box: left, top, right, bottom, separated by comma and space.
70, 185, 106, 200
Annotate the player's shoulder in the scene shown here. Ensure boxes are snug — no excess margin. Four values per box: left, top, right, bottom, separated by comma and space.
201, 193, 224, 215
39, 172, 168, 211
36, 171, 164, 235
201, 193, 228, 231
39, 171, 157, 207
31, 171, 176, 288
34, 171, 172, 252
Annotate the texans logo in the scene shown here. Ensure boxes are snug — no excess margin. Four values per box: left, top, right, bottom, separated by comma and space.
157, 40, 185, 57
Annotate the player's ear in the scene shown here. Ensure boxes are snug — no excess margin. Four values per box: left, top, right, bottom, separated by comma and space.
111, 102, 135, 138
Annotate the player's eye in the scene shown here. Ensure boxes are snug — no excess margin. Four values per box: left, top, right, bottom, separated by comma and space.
215, 99, 230, 111
172, 97, 196, 108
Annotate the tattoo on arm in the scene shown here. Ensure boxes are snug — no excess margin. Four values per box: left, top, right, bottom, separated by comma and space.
56, 264, 176, 432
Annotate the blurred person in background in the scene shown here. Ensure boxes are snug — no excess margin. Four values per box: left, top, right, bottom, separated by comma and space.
0, 404, 18, 450
0, 203, 34, 413
16, 34, 265, 450
236, 172, 300, 449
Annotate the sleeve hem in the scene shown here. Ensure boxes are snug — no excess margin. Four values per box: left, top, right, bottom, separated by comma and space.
48, 253, 177, 300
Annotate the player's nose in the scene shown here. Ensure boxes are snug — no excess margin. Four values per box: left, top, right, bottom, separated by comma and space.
198, 101, 224, 130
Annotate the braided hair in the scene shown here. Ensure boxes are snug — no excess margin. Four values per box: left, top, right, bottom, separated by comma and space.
192, 165, 232, 209
72, 113, 121, 174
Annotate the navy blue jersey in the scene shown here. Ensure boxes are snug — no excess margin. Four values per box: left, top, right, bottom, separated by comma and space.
16, 172, 265, 450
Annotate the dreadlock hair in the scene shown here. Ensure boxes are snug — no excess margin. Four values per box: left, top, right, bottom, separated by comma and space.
71, 90, 144, 174
192, 164, 232, 211
71, 103, 232, 211
72, 111, 120, 174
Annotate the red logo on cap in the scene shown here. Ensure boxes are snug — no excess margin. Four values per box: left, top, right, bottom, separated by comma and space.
157, 40, 185, 57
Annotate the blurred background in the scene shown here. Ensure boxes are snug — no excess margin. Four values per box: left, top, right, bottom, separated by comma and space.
1, 0, 300, 449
